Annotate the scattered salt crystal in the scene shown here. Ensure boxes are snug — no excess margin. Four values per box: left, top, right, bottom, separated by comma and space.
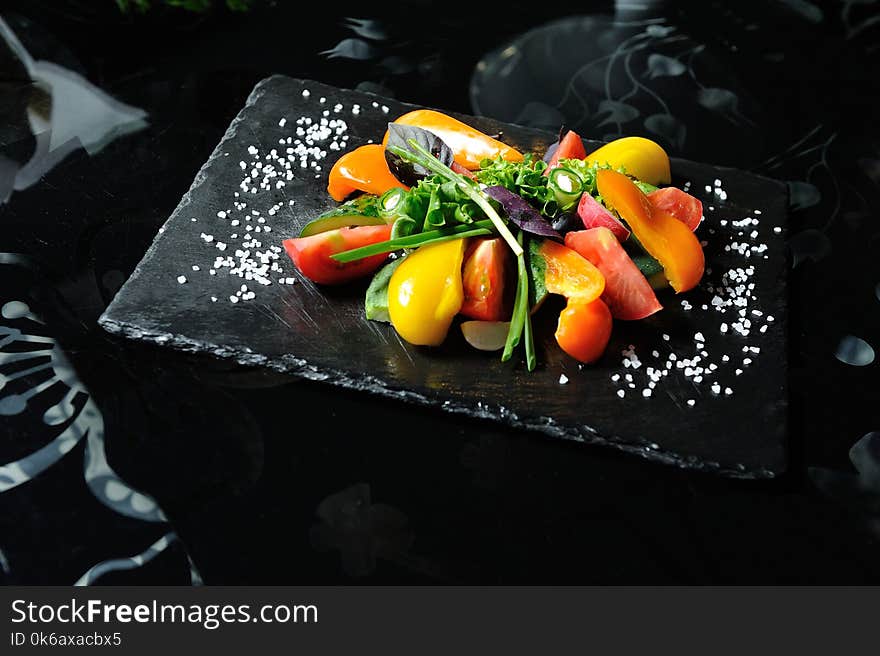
177, 275, 187, 284
687, 399, 695, 407
617, 390, 625, 398
559, 374, 569, 385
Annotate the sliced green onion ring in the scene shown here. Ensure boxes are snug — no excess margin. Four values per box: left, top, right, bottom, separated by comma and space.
548, 167, 585, 212
378, 187, 407, 219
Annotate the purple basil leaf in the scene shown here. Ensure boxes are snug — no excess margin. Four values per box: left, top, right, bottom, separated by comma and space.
484, 186, 560, 238
384, 123, 453, 186
542, 141, 559, 164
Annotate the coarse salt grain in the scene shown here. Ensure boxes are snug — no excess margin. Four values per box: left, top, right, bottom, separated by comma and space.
559, 374, 569, 385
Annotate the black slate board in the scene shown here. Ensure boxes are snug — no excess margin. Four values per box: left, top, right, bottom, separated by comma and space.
99, 76, 789, 478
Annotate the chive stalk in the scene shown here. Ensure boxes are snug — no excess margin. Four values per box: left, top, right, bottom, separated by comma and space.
331, 220, 494, 263
502, 231, 530, 363
520, 234, 536, 371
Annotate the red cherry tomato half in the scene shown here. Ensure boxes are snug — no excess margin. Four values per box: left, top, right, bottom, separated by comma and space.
282, 223, 393, 285
460, 237, 510, 321
565, 227, 662, 320
647, 187, 703, 231
544, 130, 587, 173
554, 298, 613, 364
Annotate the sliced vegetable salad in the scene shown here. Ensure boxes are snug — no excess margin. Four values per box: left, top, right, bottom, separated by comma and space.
281, 109, 705, 370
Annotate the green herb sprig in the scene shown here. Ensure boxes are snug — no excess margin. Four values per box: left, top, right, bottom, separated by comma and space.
388, 140, 523, 256
476, 154, 558, 217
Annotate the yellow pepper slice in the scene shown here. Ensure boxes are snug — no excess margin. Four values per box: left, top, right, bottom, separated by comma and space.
383, 110, 523, 170
586, 137, 671, 186
388, 239, 467, 346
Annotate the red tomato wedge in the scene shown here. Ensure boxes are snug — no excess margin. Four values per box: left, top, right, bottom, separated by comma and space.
282, 224, 393, 285
544, 130, 587, 173
576, 192, 630, 241
648, 187, 703, 231
460, 237, 509, 321
565, 228, 662, 320
555, 299, 613, 364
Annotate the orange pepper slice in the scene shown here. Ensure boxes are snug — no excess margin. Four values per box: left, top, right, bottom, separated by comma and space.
383, 110, 523, 171
327, 144, 407, 202
596, 169, 704, 293
539, 240, 605, 303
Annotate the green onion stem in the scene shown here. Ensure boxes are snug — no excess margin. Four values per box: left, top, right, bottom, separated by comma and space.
520, 235, 536, 371
548, 167, 585, 211
502, 232, 529, 362
331, 220, 494, 263
388, 141, 524, 257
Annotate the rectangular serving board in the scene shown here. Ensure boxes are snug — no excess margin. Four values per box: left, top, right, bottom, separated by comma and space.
100, 76, 789, 478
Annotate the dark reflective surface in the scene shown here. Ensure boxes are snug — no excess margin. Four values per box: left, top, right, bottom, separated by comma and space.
0, 1, 879, 583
